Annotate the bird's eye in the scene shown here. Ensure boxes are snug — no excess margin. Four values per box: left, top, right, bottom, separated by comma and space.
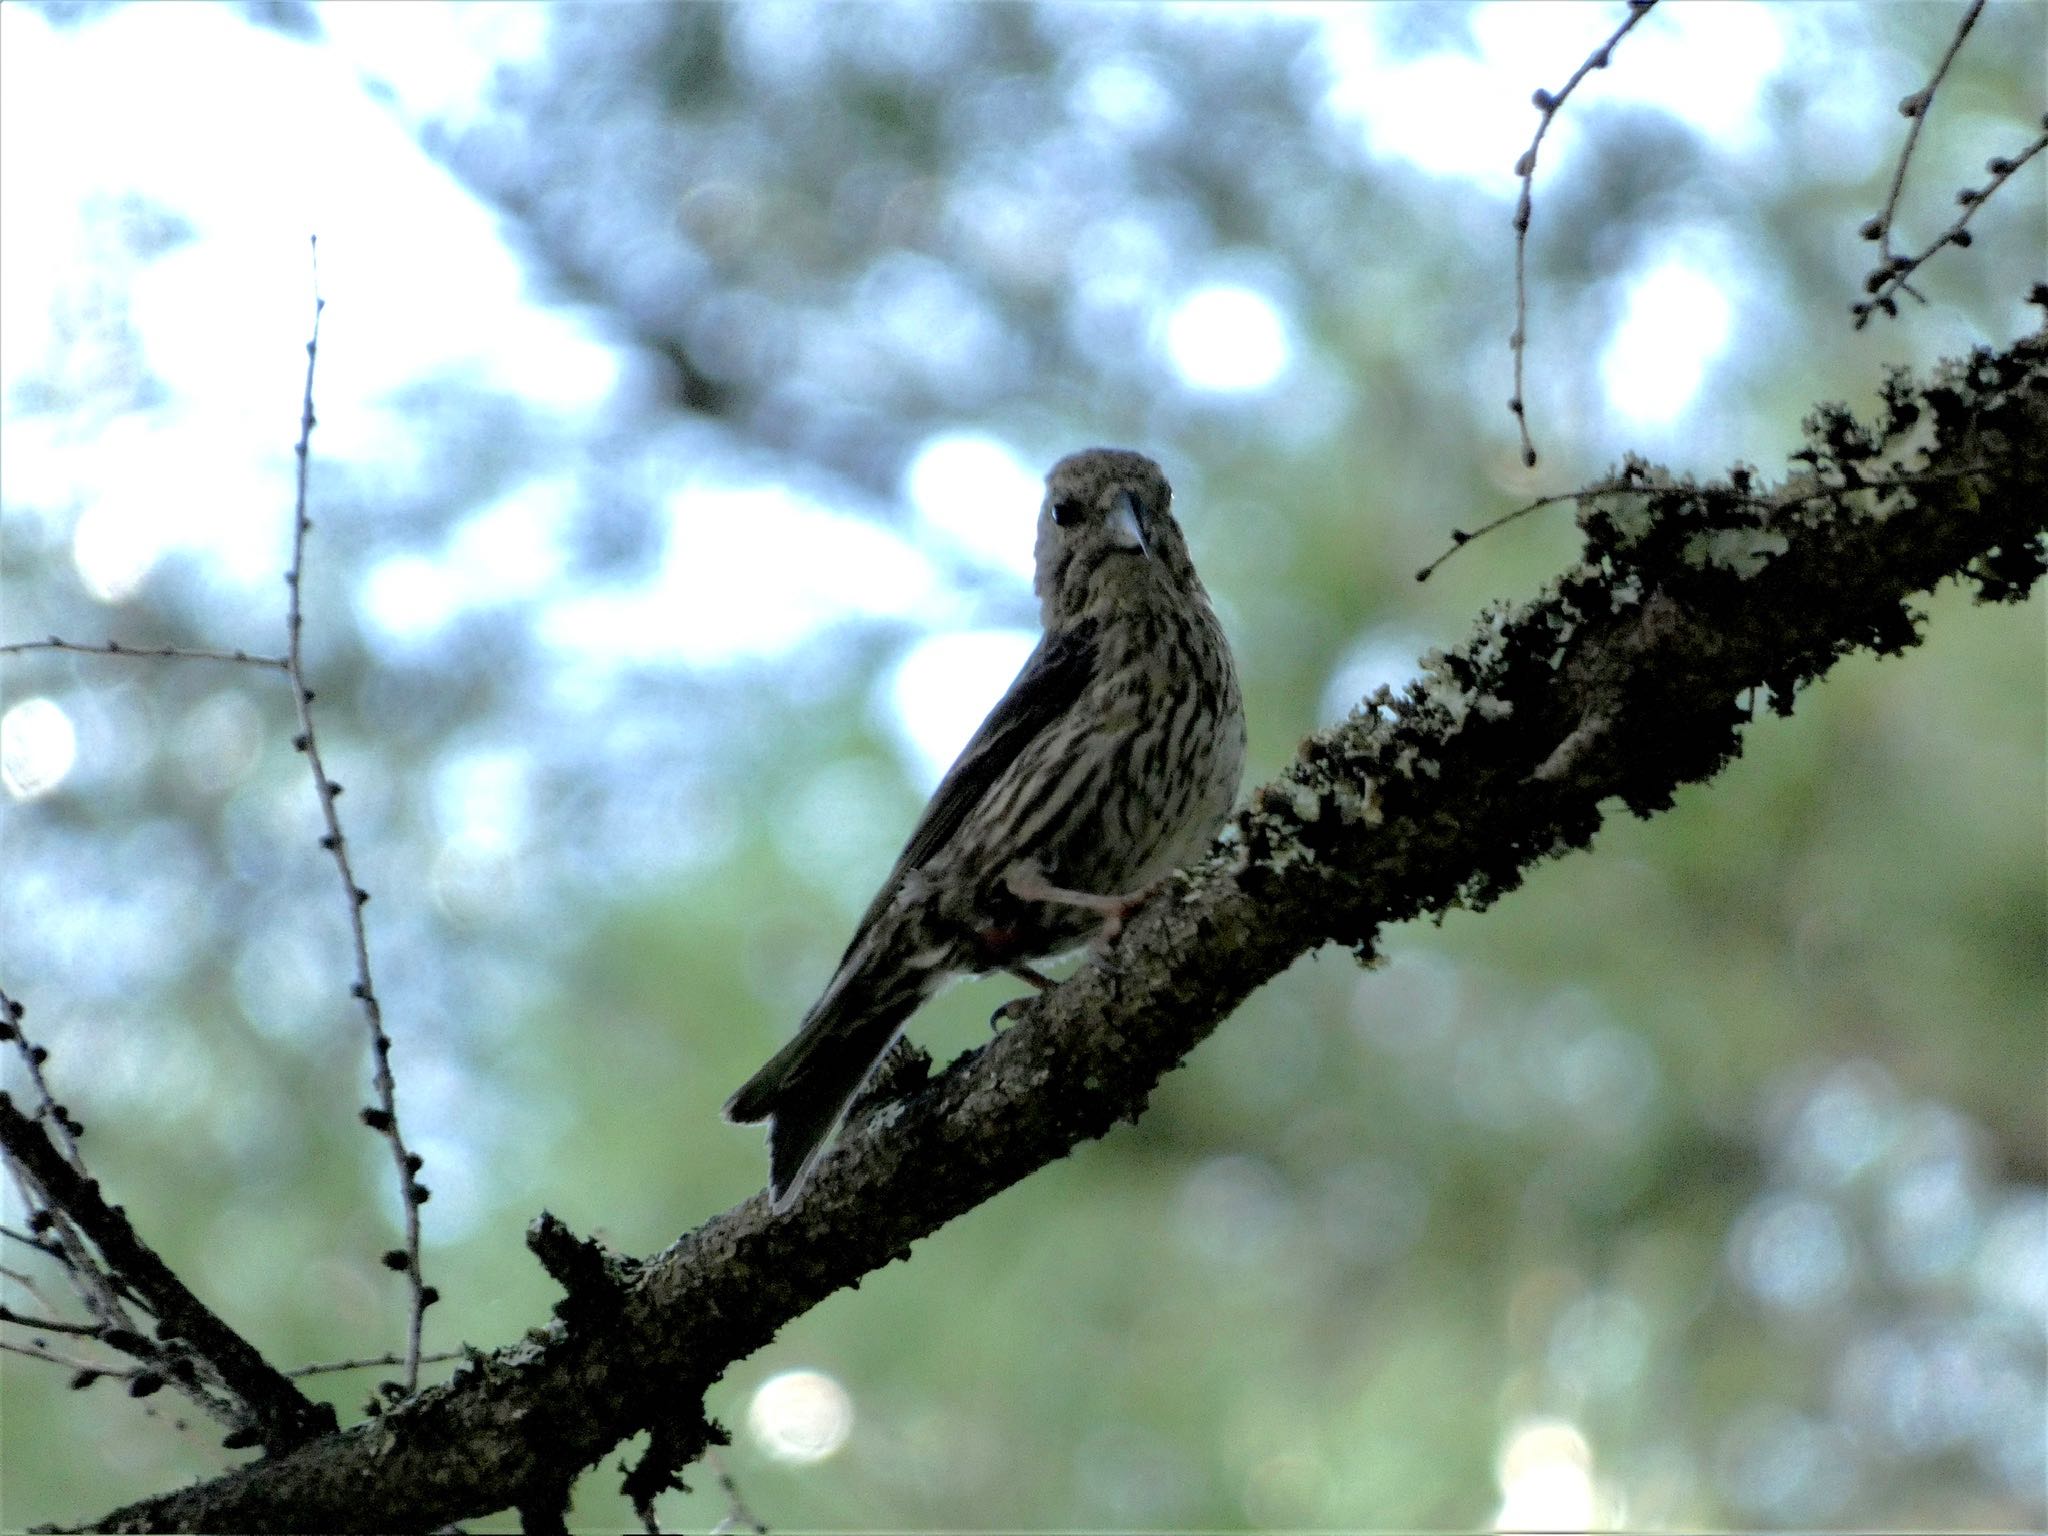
1051, 497, 1084, 528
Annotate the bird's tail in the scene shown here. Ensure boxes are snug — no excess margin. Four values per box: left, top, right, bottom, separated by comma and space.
723, 951, 936, 1209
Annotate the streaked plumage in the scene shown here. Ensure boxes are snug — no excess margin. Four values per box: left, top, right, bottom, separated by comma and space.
725, 448, 1244, 1208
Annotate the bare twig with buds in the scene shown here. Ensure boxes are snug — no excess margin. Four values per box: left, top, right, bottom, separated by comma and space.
1853, 1, 2047, 326
282, 240, 432, 1392
1508, 0, 1660, 468
0, 638, 287, 668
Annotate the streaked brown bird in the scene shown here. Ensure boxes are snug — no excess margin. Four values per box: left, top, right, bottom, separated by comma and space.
725, 447, 1245, 1208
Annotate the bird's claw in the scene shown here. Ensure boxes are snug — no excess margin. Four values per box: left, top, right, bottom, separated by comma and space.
989, 995, 1033, 1031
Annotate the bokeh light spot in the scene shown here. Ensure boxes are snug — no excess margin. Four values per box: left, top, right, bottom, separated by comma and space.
748, 1368, 854, 1465
72, 496, 163, 602
1730, 1192, 1855, 1311
171, 689, 265, 796
542, 483, 936, 667
1714, 1404, 1857, 1522
1164, 283, 1290, 393
887, 628, 1036, 788
360, 552, 459, 643
1601, 259, 1732, 427
2, 697, 79, 801
1174, 1154, 1293, 1269
1547, 1289, 1650, 1398
1495, 1416, 1613, 1532
906, 432, 1041, 578
1320, 628, 1427, 725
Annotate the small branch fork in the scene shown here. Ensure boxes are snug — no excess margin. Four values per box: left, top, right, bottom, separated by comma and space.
1508, 0, 1659, 468
1854, 1, 2048, 326
1865, 0, 1985, 274
703, 1449, 770, 1536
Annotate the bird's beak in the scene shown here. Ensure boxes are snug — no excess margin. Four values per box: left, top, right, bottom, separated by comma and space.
1106, 491, 1148, 557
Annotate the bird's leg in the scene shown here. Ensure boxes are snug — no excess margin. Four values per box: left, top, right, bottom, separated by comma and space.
1004, 864, 1156, 949
985, 867, 1159, 1029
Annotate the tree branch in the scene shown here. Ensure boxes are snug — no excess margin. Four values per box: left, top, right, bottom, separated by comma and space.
70, 329, 2048, 1533
0, 1096, 336, 1455
0, 992, 233, 1429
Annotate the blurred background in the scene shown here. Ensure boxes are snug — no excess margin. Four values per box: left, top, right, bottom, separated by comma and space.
1, 2, 2042, 1529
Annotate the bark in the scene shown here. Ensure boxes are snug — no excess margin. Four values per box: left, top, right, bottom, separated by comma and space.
72, 331, 2048, 1533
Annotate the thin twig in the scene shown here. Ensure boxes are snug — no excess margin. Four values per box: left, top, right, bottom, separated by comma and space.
705, 1449, 769, 1536
1, 1223, 69, 1264
0, 1301, 109, 1336
1416, 463, 1990, 582
0, 987, 85, 1173
284, 237, 429, 1392
0, 638, 288, 669
2, 1169, 123, 1303
1856, 123, 2048, 327
0, 1334, 134, 1377
0, 1165, 179, 1425
286, 1348, 463, 1378
1, 1261, 60, 1311
1508, 0, 1660, 467
1416, 491, 1584, 582
1860, 0, 1986, 291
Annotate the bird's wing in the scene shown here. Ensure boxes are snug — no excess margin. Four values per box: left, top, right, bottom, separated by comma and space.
841, 619, 1099, 953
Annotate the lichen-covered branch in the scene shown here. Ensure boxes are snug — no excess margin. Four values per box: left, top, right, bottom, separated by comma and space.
74, 331, 2047, 1534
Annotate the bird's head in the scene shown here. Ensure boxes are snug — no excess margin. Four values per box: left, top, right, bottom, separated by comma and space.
1034, 448, 1202, 626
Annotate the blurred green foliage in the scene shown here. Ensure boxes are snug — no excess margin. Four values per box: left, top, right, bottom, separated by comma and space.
2, 2, 2042, 1531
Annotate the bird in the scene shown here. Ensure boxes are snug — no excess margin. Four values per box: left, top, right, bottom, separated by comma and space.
724, 447, 1245, 1209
